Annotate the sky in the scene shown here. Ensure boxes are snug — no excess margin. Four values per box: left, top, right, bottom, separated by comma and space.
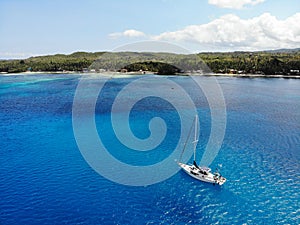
0, 0, 300, 59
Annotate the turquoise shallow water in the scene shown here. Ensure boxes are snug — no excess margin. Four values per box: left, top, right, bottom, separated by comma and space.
0, 74, 299, 224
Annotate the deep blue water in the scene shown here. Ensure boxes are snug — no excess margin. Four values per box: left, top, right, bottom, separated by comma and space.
0, 74, 299, 224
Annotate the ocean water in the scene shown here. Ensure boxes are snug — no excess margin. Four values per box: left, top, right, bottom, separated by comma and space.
0, 73, 299, 224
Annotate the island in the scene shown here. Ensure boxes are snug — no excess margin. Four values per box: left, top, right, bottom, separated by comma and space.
0, 49, 299, 77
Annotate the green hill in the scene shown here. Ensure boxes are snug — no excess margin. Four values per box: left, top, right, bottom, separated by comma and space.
0, 50, 299, 75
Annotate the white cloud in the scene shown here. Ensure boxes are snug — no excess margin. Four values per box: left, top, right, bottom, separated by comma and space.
153, 13, 300, 51
109, 29, 146, 39
208, 0, 265, 9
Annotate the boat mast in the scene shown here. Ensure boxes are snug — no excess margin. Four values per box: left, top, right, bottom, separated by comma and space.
193, 115, 199, 162
178, 115, 197, 163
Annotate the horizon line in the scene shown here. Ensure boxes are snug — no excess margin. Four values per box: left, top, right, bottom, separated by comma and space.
1, 47, 300, 60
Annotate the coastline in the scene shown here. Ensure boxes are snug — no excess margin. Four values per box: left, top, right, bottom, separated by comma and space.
1, 71, 300, 79
207, 73, 300, 79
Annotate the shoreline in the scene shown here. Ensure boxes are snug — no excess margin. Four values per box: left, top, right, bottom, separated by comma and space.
207, 73, 300, 79
1, 71, 300, 79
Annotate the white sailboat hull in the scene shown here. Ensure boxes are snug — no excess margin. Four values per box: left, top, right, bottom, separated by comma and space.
177, 115, 226, 186
178, 162, 226, 186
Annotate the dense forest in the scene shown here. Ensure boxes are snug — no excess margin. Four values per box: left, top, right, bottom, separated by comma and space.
0, 52, 104, 73
0, 50, 299, 76
199, 50, 300, 75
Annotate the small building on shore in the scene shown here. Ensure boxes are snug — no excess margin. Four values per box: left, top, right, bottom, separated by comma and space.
289, 69, 300, 75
